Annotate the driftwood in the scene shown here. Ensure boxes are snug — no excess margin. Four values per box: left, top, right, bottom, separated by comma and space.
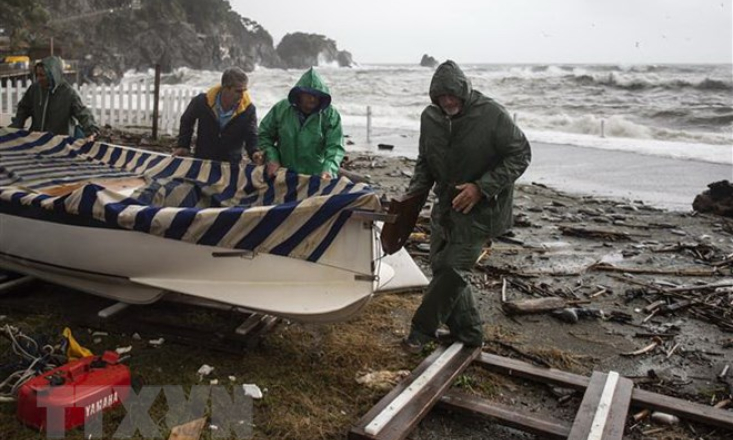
558, 225, 637, 241
590, 262, 719, 277
502, 297, 568, 315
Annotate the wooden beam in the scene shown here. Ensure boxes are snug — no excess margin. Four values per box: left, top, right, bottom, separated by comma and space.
567, 371, 633, 440
438, 390, 571, 439
349, 344, 481, 440
475, 353, 733, 431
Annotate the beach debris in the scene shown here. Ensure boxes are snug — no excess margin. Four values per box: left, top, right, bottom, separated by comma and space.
115, 346, 133, 355
228, 375, 237, 382
355, 370, 410, 391
650, 412, 680, 426
197, 364, 215, 379
168, 417, 207, 440
502, 297, 567, 315
558, 225, 635, 241
148, 337, 165, 347
209, 379, 219, 385
620, 337, 662, 357
242, 384, 263, 399
132, 332, 141, 341
377, 143, 395, 150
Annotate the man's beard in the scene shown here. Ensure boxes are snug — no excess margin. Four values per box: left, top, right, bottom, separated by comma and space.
442, 105, 461, 116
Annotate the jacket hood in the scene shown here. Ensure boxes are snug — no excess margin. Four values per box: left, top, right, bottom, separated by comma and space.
288, 68, 332, 112
36, 56, 66, 92
205, 85, 252, 116
429, 60, 473, 106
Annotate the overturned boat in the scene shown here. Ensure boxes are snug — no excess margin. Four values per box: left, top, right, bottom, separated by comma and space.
0, 129, 427, 322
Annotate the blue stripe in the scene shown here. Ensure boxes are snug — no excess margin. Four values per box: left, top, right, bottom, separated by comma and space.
120, 150, 137, 169
320, 179, 339, 196
270, 192, 362, 256
132, 152, 152, 172
262, 179, 276, 206
205, 162, 222, 185
78, 184, 102, 216
92, 144, 110, 161
242, 164, 255, 195
284, 171, 299, 203
75, 140, 95, 156
0, 129, 28, 144
307, 211, 352, 262
235, 203, 297, 250
133, 207, 159, 232
307, 175, 322, 197
165, 208, 199, 239
197, 208, 245, 246
108, 147, 123, 167
4, 132, 55, 151
217, 164, 239, 202
185, 160, 203, 179
150, 158, 182, 179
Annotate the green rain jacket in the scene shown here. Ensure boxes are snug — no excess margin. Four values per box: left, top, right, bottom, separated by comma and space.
10, 56, 98, 137
408, 60, 531, 242
259, 68, 344, 176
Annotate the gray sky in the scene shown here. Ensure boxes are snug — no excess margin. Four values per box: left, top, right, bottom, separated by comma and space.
231, 0, 732, 64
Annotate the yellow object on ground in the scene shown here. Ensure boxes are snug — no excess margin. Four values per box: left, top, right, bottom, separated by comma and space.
62, 327, 93, 360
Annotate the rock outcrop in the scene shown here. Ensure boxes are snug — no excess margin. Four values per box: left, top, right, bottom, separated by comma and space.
1, 0, 356, 82
693, 180, 733, 218
420, 54, 439, 68
277, 32, 354, 69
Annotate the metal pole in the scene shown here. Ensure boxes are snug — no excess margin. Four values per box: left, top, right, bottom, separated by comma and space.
600, 119, 605, 138
366, 106, 372, 144
152, 64, 161, 139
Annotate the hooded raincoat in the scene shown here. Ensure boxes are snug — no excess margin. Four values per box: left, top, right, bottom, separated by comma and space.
406, 60, 531, 346
11, 56, 98, 137
259, 68, 344, 177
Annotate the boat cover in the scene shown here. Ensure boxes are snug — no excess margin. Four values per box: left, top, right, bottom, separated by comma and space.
0, 129, 381, 262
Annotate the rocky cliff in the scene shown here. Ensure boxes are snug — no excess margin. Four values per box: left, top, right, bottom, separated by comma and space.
277, 32, 354, 68
0, 0, 355, 82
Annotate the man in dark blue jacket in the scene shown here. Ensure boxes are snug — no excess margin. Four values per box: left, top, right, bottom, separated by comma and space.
173, 67, 261, 164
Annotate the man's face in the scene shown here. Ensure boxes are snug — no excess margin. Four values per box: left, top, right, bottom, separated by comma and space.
438, 94, 463, 117
35, 66, 49, 89
222, 81, 247, 105
298, 92, 320, 115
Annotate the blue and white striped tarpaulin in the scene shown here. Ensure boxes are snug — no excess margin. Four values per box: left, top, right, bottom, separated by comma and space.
0, 129, 381, 262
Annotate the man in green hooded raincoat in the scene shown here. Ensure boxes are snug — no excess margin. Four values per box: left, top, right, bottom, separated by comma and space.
11, 56, 99, 139
259, 68, 344, 179
402, 60, 531, 352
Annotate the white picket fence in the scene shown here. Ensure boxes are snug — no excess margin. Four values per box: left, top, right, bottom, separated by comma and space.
0, 79, 202, 135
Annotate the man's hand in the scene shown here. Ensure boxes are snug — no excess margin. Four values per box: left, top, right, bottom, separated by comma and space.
320, 171, 332, 180
266, 162, 281, 178
251, 151, 264, 166
85, 133, 98, 143
452, 183, 482, 214
171, 147, 189, 157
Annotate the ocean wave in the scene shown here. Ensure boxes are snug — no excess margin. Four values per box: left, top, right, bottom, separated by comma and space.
570, 73, 733, 92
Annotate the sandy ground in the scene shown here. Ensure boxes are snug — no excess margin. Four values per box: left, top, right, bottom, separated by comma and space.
1, 126, 731, 439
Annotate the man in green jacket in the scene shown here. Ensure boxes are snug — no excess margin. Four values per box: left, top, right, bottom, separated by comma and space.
10, 56, 99, 140
402, 60, 531, 352
259, 68, 344, 179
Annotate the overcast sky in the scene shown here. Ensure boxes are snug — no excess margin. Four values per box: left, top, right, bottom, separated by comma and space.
231, 0, 732, 64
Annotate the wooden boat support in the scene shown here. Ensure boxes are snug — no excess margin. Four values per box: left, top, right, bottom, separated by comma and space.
350, 347, 733, 440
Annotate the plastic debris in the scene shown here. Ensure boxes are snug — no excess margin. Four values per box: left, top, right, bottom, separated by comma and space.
148, 337, 165, 347
197, 364, 215, 379
356, 370, 411, 391
115, 346, 133, 355
651, 412, 680, 426
242, 384, 263, 399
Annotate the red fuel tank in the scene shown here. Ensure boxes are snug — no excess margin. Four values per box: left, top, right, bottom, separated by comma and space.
16, 351, 131, 433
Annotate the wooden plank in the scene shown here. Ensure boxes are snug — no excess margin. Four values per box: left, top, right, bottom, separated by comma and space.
568, 371, 610, 440
475, 353, 733, 431
350, 344, 481, 440
605, 374, 633, 440
438, 390, 571, 439
365, 343, 465, 436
